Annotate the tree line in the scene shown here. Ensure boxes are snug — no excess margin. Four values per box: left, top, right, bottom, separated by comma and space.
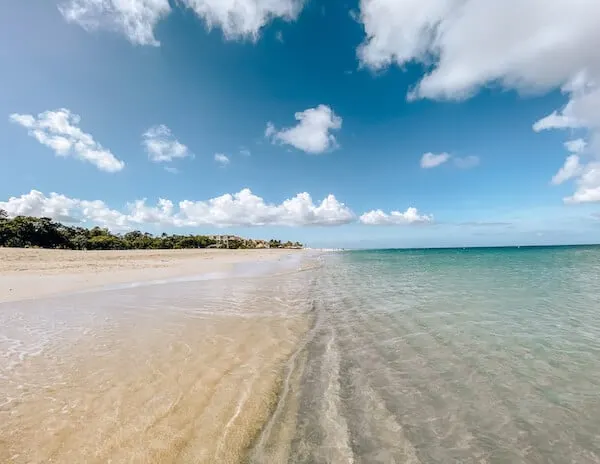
0, 210, 302, 250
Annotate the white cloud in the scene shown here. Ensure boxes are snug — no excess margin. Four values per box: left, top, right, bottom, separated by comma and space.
420, 152, 450, 168
358, 0, 600, 101
532, 108, 582, 132
78, 199, 130, 229
565, 186, 600, 204
533, 77, 600, 203
9, 109, 124, 172
278, 193, 355, 226
127, 198, 176, 226
552, 155, 582, 185
359, 207, 433, 225
454, 155, 480, 169
565, 138, 587, 154
164, 166, 179, 174
143, 125, 191, 163
59, 0, 304, 45
357, 0, 600, 203
176, 190, 355, 227
240, 148, 251, 156
182, 0, 303, 41
266, 105, 342, 154
420, 152, 479, 169
0, 190, 128, 230
59, 0, 171, 46
564, 162, 600, 204
265, 122, 276, 138
1, 188, 356, 229
214, 153, 230, 166
0, 190, 80, 223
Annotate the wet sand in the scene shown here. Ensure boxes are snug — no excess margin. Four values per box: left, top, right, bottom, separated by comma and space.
0, 249, 317, 463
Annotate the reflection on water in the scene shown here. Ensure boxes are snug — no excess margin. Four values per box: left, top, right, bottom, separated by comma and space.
3, 248, 600, 463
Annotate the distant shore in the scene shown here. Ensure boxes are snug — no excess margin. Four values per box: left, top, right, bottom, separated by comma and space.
0, 247, 304, 303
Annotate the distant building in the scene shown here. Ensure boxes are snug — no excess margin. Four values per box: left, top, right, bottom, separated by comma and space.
204, 235, 299, 249
207, 234, 244, 248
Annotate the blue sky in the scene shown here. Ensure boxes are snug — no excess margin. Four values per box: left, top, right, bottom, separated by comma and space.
1, 0, 599, 248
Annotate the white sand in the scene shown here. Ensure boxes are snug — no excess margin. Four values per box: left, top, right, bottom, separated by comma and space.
0, 248, 302, 303
0, 247, 315, 463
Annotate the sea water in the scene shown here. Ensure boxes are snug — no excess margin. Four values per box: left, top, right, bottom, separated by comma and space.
253, 247, 600, 463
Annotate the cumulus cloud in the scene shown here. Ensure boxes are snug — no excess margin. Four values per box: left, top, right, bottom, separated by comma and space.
565, 187, 600, 204
360, 207, 433, 225
563, 163, 600, 204
266, 105, 342, 154
420, 152, 450, 168
214, 153, 230, 166
78, 199, 130, 229
59, 0, 171, 46
358, 0, 600, 101
0, 190, 80, 223
565, 138, 587, 154
533, 77, 600, 203
1, 189, 356, 230
176, 190, 355, 227
59, 0, 304, 45
183, 0, 303, 41
357, 0, 600, 203
532, 108, 582, 132
143, 125, 191, 163
552, 155, 582, 185
0, 190, 128, 230
9, 108, 124, 172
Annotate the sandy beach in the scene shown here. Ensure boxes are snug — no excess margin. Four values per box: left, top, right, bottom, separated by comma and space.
0, 248, 302, 303
0, 248, 316, 463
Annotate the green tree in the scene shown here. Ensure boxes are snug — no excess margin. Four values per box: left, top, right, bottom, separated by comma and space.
0, 209, 298, 251
87, 235, 124, 250
0, 209, 9, 247
268, 239, 282, 248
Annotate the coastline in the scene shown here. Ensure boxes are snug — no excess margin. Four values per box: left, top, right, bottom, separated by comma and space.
0, 248, 305, 303
0, 247, 317, 463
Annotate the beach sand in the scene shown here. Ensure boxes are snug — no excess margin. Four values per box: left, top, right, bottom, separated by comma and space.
0, 248, 301, 303
0, 248, 315, 463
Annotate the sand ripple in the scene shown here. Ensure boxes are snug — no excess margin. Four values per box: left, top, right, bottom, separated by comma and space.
0, 268, 315, 463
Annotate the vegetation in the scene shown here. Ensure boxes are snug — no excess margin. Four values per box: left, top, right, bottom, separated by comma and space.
0, 210, 303, 250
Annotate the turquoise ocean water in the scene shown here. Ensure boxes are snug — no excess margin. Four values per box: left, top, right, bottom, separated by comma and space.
255, 246, 600, 463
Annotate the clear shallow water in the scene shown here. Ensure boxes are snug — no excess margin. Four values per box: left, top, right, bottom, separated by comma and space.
2, 247, 600, 463
254, 247, 600, 463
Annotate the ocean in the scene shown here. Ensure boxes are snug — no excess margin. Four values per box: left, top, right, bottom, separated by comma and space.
2, 246, 600, 463
253, 246, 600, 463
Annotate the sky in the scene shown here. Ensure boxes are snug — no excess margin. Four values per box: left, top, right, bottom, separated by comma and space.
1, 0, 599, 248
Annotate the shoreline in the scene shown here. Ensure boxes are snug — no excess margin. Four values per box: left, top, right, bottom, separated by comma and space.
0, 248, 318, 463
0, 248, 305, 304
